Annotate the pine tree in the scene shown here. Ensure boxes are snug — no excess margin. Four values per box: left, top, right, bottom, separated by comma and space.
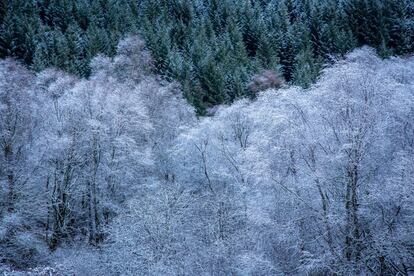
1, 0, 413, 112
386, 0, 414, 54
273, 0, 297, 81
292, 22, 322, 88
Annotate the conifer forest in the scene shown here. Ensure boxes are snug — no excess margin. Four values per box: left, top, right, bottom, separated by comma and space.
0, 0, 414, 275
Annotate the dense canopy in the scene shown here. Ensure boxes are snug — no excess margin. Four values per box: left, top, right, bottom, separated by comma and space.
1, 0, 413, 113
1, 1, 414, 275
1, 38, 414, 274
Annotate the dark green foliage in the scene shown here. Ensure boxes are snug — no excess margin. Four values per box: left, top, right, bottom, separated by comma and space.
0, 0, 137, 77
1, 0, 413, 113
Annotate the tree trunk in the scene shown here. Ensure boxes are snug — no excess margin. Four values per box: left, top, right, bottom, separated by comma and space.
4, 143, 15, 212
89, 136, 101, 244
345, 163, 361, 266
87, 180, 96, 244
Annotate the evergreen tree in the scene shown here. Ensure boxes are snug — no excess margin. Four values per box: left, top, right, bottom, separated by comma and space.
292, 21, 322, 87
1, 0, 413, 113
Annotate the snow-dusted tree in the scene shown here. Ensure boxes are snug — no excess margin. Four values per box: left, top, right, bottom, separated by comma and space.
102, 46, 413, 275
0, 60, 48, 268
34, 68, 82, 250
72, 72, 153, 245
168, 47, 414, 275
48, 36, 193, 274
2, 32, 413, 275
97, 43, 197, 274
297, 48, 414, 274
0, 59, 36, 212
168, 98, 282, 274
246, 48, 414, 274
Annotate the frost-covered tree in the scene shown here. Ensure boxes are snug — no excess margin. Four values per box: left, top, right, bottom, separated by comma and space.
1, 36, 157, 269
1, 33, 414, 275
0, 59, 48, 268
243, 48, 414, 274
85, 47, 414, 275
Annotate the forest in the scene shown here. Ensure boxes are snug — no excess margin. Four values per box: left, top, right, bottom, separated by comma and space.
1, 0, 413, 113
1, 0, 414, 275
